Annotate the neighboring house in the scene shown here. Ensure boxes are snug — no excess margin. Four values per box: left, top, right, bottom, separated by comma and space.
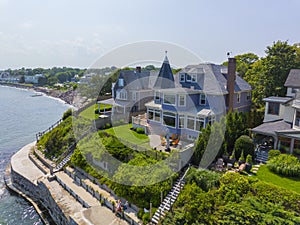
144, 55, 252, 141
0, 72, 20, 83
97, 67, 158, 116
252, 69, 300, 155
24, 74, 44, 84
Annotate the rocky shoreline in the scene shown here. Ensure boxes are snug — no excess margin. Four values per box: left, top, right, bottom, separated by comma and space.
0, 82, 87, 108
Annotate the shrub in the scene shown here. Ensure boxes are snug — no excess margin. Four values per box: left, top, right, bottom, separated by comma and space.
142, 212, 150, 224
268, 149, 281, 160
136, 127, 145, 134
234, 135, 254, 160
239, 150, 245, 162
267, 154, 300, 177
138, 209, 144, 219
62, 108, 73, 120
246, 154, 252, 164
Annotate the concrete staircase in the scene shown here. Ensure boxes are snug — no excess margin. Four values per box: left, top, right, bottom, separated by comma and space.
151, 167, 190, 224
255, 150, 269, 163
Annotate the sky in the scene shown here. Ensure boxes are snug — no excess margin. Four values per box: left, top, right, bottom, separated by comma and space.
0, 0, 300, 69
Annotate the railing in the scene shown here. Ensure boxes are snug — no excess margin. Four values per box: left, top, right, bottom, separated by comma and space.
36, 119, 63, 141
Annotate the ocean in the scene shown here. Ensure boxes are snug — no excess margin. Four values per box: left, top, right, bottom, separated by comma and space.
0, 85, 71, 225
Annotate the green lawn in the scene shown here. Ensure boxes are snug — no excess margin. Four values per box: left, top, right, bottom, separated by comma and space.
79, 103, 111, 120
104, 124, 150, 148
255, 164, 300, 194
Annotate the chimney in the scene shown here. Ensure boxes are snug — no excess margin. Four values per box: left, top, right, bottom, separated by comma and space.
227, 57, 236, 112
136, 66, 141, 73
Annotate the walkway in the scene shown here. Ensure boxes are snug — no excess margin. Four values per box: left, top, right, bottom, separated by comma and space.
10, 142, 128, 225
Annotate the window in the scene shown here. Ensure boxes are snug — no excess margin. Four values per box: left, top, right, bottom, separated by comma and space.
132, 92, 137, 101
116, 89, 127, 100
164, 94, 176, 105
200, 94, 206, 105
186, 74, 191, 82
179, 115, 185, 128
187, 116, 204, 131
163, 112, 176, 127
191, 74, 197, 82
180, 73, 185, 82
267, 102, 280, 115
246, 91, 251, 101
118, 78, 124, 87
295, 111, 300, 127
292, 88, 298, 93
178, 95, 186, 107
148, 108, 161, 122
237, 93, 241, 103
208, 116, 216, 126
155, 91, 160, 101
195, 117, 205, 131
187, 116, 195, 130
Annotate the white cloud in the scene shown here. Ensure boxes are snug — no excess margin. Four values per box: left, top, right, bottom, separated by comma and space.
19, 22, 34, 30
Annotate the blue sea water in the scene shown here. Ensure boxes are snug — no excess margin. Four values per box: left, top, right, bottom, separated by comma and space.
0, 85, 71, 225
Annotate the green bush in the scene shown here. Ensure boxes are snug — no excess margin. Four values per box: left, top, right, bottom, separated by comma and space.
246, 154, 252, 164
142, 212, 150, 224
137, 209, 144, 219
62, 108, 73, 120
267, 154, 300, 177
268, 149, 281, 160
234, 135, 254, 160
136, 127, 145, 134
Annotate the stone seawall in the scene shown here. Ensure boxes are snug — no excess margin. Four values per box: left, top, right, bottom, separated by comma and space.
10, 165, 72, 225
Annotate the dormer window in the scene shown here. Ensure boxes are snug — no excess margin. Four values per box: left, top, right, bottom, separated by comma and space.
180, 73, 185, 82
191, 74, 197, 82
155, 91, 160, 101
116, 89, 127, 100
118, 78, 124, 87
246, 91, 251, 101
186, 74, 191, 82
237, 93, 241, 103
267, 102, 280, 115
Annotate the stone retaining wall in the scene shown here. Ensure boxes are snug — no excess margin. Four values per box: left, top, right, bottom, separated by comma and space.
10, 166, 72, 225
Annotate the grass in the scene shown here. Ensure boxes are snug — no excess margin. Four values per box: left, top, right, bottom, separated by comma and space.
79, 103, 112, 120
255, 164, 300, 194
104, 124, 150, 148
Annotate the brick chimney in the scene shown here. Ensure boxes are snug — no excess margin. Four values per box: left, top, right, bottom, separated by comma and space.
227, 58, 236, 112
136, 66, 141, 73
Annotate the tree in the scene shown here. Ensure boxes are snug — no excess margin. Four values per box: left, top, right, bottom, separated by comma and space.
223, 53, 259, 78
234, 135, 254, 160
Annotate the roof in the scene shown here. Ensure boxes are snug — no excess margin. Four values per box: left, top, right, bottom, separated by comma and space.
153, 55, 175, 89
276, 130, 300, 140
176, 63, 251, 94
263, 96, 293, 103
251, 120, 292, 136
97, 98, 130, 107
284, 69, 300, 87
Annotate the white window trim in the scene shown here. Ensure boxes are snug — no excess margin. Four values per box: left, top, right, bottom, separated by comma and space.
162, 111, 176, 128
246, 91, 251, 101
180, 73, 185, 82
163, 93, 176, 105
237, 93, 241, 103
199, 94, 206, 105
132, 91, 137, 101
178, 114, 185, 129
186, 116, 204, 131
191, 74, 197, 83
116, 89, 127, 100
178, 95, 186, 107
148, 108, 161, 122
186, 74, 192, 82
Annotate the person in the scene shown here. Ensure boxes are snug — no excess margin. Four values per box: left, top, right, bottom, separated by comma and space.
115, 199, 122, 215
123, 201, 128, 210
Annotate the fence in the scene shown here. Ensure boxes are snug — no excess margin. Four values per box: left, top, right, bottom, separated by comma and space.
36, 119, 62, 141
63, 167, 140, 225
